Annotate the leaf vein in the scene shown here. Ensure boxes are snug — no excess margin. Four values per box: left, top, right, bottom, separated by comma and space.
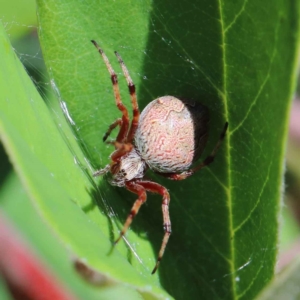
224, 0, 249, 33
174, 198, 231, 263
233, 163, 272, 234
231, 23, 279, 135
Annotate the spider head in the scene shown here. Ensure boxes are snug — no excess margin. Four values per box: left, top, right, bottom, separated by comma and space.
109, 148, 147, 187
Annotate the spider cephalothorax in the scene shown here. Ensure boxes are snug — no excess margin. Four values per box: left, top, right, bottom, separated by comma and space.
91, 40, 228, 274
109, 147, 146, 187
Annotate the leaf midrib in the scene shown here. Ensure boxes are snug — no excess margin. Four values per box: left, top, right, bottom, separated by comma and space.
218, 0, 236, 298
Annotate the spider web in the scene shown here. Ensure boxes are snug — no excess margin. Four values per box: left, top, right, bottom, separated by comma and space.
4, 20, 147, 270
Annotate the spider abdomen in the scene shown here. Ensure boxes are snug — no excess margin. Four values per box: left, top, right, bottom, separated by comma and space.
135, 96, 209, 173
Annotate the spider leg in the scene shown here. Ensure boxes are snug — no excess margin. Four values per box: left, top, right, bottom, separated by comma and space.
159, 122, 228, 180
114, 181, 147, 245
110, 142, 133, 162
115, 180, 170, 274
93, 164, 110, 177
137, 180, 171, 274
94, 142, 133, 177
115, 51, 140, 143
91, 40, 129, 143
103, 118, 122, 142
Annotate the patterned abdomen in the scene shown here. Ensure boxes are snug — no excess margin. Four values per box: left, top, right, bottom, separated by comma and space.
135, 96, 209, 173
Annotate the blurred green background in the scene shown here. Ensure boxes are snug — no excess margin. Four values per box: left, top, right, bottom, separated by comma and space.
1, 0, 38, 188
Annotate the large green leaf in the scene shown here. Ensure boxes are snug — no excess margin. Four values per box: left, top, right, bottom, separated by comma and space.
1, 0, 299, 299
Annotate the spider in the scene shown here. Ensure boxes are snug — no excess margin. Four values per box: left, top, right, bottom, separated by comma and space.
91, 40, 228, 274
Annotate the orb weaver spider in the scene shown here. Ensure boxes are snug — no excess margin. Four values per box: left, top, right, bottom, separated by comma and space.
91, 40, 228, 274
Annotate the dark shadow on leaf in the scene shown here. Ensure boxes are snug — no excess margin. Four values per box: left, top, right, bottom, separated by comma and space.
136, 0, 229, 298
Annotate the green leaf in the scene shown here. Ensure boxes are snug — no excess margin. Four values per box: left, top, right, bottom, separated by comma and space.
1, 0, 299, 299
0, 172, 158, 300
0, 22, 168, 299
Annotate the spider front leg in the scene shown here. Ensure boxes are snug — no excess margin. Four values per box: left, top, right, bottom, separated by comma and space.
114, 51, 140, 143
115, 180, 171, 274
93, 124, 126, 177
137, 181, 171, 274
91, 40, 129, 143
93, 164, 110, 177
160, 122, 228, 180
110, 142, 133, 161
114, 181, 147, 246
103, 118, 122, 142
93, 142, 133, 177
